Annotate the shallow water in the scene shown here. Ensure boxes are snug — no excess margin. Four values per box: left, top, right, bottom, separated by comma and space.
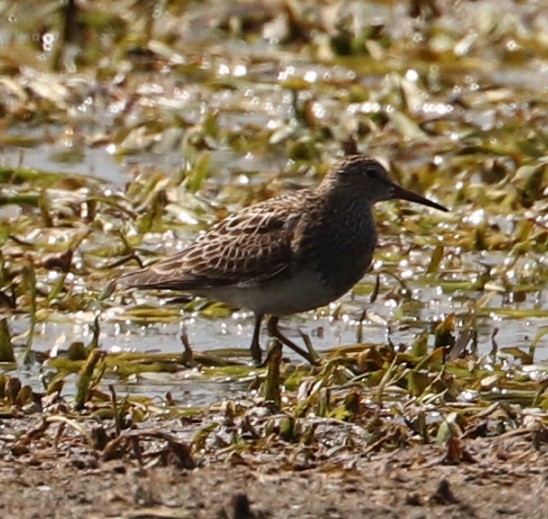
8, 265, 545, 405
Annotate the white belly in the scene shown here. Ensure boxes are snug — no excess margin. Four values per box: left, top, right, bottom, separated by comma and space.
193, 270, 335, 316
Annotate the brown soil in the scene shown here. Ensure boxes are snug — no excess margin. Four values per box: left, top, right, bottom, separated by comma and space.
0, 418, 546, 519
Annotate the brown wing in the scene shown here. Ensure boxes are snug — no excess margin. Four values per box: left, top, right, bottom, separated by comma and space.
119, 190, 315, 291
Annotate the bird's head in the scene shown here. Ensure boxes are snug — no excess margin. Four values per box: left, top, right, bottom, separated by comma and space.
322, 155, 448, 212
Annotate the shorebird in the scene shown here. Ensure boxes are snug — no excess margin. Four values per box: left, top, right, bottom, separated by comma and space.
120, 155, 447, 364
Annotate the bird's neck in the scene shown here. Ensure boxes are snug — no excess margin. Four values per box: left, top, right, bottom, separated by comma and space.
322, 188, 376, 227
310, 191, 377, 295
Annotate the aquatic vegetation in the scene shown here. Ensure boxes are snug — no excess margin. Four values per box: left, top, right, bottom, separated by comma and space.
0, 0, 545, 464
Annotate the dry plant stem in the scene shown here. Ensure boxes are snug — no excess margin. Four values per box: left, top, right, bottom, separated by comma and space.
263, 340, 282, 407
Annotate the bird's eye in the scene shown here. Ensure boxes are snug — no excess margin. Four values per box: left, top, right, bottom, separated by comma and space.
365, 168, 376, 179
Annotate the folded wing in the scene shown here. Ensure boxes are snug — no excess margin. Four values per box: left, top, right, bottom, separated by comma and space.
119, 191, 312, 291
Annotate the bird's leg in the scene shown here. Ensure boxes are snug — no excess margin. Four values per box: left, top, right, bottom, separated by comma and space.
266, 316, 318, 365
250, 313, 264, 364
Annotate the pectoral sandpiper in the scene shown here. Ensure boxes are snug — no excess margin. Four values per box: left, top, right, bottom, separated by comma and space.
120, 155, 448, 364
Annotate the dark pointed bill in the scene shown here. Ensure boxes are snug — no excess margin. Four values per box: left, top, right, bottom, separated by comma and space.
391, 183, 448, 212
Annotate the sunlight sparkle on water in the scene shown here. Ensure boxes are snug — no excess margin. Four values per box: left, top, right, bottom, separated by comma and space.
236, 174, 249, 185
137, 83, 164, 96
74, 311, 99, 323
278, 66, 296, 81
304, 70, 318, 83
233, 64, 247, 77
400, 269, 414, 279
459, 390, 479, 402
433, 155, 444, 165
41, 32, 56, 52
175, 210, 199, 225
405, 69, 419, 81
108, 100, 126, 115
218, 63, 230, 76
372, 259, 383, 269
311, 102, 326, 119
50, 333, 67, 356
266, 119, 281, 131
47, 271, 60, 281
464, 209, 486, 225
104, 308, 124, 321
422, 102, 453, 116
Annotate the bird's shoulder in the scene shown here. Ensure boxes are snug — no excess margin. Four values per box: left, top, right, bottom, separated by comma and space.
202, 189, 314, 239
